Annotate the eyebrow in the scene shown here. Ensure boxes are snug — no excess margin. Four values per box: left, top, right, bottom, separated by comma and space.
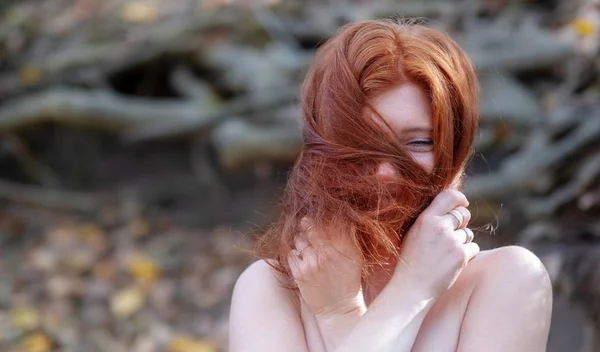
401, 127, 432, 133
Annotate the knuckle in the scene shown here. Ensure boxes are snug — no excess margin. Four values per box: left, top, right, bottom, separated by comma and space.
465, 227, 474, 238
417, 212, 434, 226
462, 208, 471, 221
456, 207, 470, 226
432, 219, 450, 234
444, 189, 466, 205
437, 189, 455, 203
452, 247, 468, 265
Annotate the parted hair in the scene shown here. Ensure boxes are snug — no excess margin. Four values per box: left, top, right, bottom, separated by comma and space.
256, 18, 479, 285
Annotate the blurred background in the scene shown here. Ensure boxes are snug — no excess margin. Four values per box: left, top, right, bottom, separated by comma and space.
0, 0, 598, 351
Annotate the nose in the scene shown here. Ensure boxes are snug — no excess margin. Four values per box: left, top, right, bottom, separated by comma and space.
376, 162, 396, 181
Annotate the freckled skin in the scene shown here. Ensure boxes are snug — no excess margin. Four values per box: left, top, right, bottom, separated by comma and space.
372, 83, 435, 173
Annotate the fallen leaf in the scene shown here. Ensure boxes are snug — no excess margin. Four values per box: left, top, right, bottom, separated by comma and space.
21, 332, 52, 352
128, 255, 161, 284
19, 65, 42, 85
168, 336, 215, 352
110, 287, 145, 318
9, 308, 39, 331
571, 18, 596, 37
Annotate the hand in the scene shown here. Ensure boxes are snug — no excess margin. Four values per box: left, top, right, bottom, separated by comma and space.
287, 218, 365, 319
396, 189, 479, 299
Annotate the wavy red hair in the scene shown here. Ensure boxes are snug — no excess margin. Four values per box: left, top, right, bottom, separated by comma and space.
256, 18, 479, 285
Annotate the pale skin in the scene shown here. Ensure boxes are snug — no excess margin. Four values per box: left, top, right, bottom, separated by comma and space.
229, 84, 553, 352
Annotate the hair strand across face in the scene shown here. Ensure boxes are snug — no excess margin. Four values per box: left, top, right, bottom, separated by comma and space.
255, 18, 480, 287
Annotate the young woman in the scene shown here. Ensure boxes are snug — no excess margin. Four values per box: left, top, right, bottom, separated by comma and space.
229, 19, 552, 352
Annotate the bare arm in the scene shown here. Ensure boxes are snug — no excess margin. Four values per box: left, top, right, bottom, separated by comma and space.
291, 190, 478, 352
310, 276, 434, 352
330, 275, 436, 352
229, 260, 436, 352
313, 305, 365, 351
232, 190, 478, 352
229, 260, 308, 352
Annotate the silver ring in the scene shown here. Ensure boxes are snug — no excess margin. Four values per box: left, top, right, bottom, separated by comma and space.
463, 228, 474, 244
448, 209, 463, 230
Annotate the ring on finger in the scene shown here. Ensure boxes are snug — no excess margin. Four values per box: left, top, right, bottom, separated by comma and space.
462, 228, 474, 244
448, 209, 464, 229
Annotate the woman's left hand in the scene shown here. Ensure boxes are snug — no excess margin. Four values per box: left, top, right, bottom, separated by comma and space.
288, 217, 365, 319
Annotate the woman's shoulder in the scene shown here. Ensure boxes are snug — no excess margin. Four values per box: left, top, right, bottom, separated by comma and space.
233, 259, 299, 306
230, 260, 307, 351
236, 259, 286, 286
236, 259, 273, 284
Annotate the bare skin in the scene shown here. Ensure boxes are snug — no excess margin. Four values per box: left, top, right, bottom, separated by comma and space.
229, 84, 553, 352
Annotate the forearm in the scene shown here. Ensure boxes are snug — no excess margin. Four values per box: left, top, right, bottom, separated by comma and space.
331, 278, 436, 352
316, 305, 366, 351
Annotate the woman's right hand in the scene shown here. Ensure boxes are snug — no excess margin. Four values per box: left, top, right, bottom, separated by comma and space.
396, 189, 479, 299
288, 218, 365, 318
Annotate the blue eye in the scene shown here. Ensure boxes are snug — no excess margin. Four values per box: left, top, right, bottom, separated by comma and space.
409, 139, 433, 146
407, 139, 434, 151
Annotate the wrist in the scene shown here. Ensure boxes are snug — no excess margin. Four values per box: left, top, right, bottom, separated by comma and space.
388, 265, 439, 305
314, 293, 367, 321
314, 298, 366, 352
393, 261, 435, 296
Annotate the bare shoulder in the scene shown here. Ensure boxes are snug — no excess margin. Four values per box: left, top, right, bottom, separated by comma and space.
229, 260, 306, 352
232, 260, 299, 308
235, 260, 290, 291
476, 246, 550, 278
464, 245, 552, 293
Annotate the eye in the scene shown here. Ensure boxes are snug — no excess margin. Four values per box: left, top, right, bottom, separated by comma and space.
407, 139, 433, 151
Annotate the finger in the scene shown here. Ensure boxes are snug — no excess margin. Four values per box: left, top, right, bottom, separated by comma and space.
454, 206, 471, 227
300, 245, 319, 273
425, 189, 469, 216
452, 228, 468, 244
287, 250, 302, 278
442, 209, 462, 230
463, 242, 480, 262
294, 236, 310, 253
441, 206, 471, 229
300, 217, 327, 247
464, 227, 474, 243
299, 216, 311, 232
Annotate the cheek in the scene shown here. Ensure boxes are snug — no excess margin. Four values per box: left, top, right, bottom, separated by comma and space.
409, 152, 434, 174
376, 154, 434, 181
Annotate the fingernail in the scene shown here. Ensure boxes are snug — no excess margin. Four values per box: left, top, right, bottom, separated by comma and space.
300, 216, 312, 230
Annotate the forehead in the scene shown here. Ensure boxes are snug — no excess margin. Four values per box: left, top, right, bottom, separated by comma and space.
370, 84, 432, 132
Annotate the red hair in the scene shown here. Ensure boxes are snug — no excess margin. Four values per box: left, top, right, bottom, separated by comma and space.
256, 18, 479, 285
